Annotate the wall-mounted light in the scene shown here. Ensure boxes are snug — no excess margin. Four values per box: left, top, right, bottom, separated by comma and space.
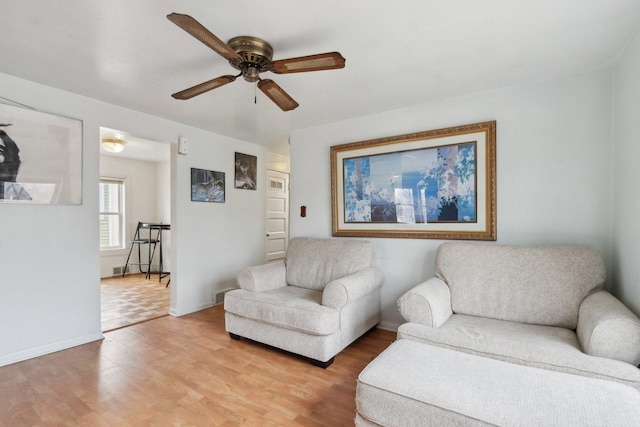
101, 137, 125, 153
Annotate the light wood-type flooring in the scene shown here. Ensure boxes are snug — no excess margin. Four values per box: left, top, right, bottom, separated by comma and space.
101, 273, 170, 332
0, 304, 396, 426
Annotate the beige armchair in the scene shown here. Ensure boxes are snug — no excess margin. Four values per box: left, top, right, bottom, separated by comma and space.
396, 242, 640, 386
224, 237, 384, 367
355, 243, 640, 426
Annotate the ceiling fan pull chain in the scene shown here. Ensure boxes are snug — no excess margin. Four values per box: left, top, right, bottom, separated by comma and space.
255, 82, 257, 104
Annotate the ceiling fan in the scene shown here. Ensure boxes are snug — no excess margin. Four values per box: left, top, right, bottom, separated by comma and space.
167, 13, 346, 111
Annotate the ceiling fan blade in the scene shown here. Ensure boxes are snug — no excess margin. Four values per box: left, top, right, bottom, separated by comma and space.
258, 80, 299, 111
172, 75, 237, 100
167, 13, 241, 61
269, 52, 345, 74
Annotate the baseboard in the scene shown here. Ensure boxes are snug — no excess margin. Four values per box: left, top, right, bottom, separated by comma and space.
169, 302, 214, 317
0, 331, 104, 368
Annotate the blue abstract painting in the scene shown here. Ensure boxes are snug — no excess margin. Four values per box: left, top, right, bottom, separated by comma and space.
343, 142, 476, 223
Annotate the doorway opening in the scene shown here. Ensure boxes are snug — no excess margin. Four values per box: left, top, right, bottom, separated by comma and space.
99, 127, 172, 331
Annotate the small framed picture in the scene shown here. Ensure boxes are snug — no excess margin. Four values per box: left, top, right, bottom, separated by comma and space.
191, 168, 225, 202
234, 152, 257, 190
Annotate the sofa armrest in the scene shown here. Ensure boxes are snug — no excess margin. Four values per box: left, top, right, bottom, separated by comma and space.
322, 267, 384, 310
237, 260, 287, 292
577, 290, 640, 366
397, 277, 453, 328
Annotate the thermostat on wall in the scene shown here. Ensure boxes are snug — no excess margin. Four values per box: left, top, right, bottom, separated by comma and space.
178, 136, 188, 155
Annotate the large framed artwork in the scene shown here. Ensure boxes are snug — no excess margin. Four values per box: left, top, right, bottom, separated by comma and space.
234, 152, 257, 190
0, 103, 82, 204
330, 121, 496, 240
191, 168, 225, 202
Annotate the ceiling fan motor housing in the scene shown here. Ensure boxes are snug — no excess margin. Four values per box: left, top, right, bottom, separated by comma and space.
228, 36, 274, 82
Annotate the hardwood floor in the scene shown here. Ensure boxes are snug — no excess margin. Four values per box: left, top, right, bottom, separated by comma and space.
0, 305, 396, 426
101, 273, 170, 332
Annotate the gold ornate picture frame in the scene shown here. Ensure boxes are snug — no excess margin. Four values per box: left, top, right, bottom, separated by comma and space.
330, 121, 496, 240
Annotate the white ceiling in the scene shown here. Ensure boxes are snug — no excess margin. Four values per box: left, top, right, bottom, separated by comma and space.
2, 1, 640, 154
100, 127, 170, 162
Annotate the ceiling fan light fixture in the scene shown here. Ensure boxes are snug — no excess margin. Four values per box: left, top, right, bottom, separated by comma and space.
243, 66, 260, 82
101, 137, 125, 153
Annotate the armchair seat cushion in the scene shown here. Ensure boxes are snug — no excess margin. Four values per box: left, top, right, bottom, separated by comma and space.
224, 286, 340, 335
398, 314, 640, 389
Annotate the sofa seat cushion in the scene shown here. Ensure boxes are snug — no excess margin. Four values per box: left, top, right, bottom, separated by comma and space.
397, 314, 640, 390
356, 339, 640, 427
224, 286, 339, 335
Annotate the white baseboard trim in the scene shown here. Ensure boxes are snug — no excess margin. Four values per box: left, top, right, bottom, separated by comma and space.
377, 321, 400, 332
0, 331, 104, 368
170, 302, 215, 317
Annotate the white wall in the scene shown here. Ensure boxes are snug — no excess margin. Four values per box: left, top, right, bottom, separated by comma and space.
157, 159, 171, 223
267, 152, 291, 173
290, 69, 614, 328
0, 72, 267, 366
0, 61, 627, 364
99, 155, 163, 278
156, 158, 172, 271
612, 26, 640, 315
171, 131, 266, 316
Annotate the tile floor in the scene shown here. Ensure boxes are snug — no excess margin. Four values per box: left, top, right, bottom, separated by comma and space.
101, 273, 170, 332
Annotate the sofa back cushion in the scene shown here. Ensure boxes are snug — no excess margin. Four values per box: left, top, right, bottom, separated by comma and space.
435, 242, 605, 329
286, 237, 374, 290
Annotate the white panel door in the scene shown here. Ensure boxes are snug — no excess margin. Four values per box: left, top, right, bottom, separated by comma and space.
266, 170, 289, 262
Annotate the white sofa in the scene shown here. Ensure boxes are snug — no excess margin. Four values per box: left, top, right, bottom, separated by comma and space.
356, 242, 640, 426
224, 237, 383, 367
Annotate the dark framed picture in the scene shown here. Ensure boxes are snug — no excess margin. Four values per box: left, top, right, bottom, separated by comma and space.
330, 121, 496, 240
0, 103, 82, 204
234, 152, 257, 190
191, 168, 225, 202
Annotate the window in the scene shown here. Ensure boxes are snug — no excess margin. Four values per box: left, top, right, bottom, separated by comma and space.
99, 178, 125, 250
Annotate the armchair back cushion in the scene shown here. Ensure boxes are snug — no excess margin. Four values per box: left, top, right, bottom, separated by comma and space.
286, 237, 375, 291
435, 242, 606, 329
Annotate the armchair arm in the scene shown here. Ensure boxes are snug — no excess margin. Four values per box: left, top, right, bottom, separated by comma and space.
237, 260, 287, 292
322, 267, 384, 310
577, 290, 640, 366
397, 277, 453, 328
